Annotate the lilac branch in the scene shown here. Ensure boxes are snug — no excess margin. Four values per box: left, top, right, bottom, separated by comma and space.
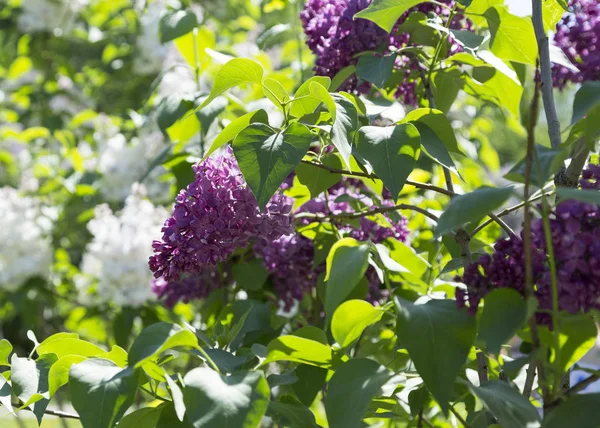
532, 0, 562, 150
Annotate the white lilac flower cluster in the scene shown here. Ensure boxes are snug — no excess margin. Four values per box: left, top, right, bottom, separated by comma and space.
0, 187, 53, 291
92, 116, 172, 203
78, 184, 168, 307
17, 0, 87, 34
133, 1, 169, 76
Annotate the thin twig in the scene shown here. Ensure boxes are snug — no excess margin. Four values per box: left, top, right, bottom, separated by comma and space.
523, 74, 551, 402
299, 159, 453, 196
545, 373, 600, 410
449, 404, 472, 428
476, 351, 495, 426
565, 373, 599, 396
532, 0, 562, 150
300, 158, 516, 236
523, 364, 537, 398
11, 402, 80, 420
470, 190, 554, 237
557, 138, 589, 189
295, 203, 439, 223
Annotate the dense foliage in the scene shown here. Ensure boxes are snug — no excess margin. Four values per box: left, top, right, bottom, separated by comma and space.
1, 0, 600, 427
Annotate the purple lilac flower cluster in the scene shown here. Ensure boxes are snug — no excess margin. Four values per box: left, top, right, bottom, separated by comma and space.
151, 267, 225, 308
552, 0, 600, 88
255, 179, 409, 309
457, 165, 600, 325
148, 148, 293, 304
300, 0, 469, 105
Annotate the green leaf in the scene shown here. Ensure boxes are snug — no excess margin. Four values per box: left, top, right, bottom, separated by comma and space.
436, 186, 513, 236
183, 368, 269, 427
571, 81, 600, 125
354, 0, 427, 33
292, 365, 327, 407
264, 335, 333, 368
128, 323, 199, 368
289, 76, 331, 118
117, 406, 163, 428
555, 188, 600, 206
325, 359, 392, 428
396, 299, 476, 414
331, 93, 359, 169
175, 26, 214, 71
466, 0, 503, 27
267, 397, 319, 428
385, 238, 430, 277
402, 108, 461, 153
308, 81, 337, 120
408, 387, 429, 416
48, 355, 86, 397
549, 314, 597, 373
324, 238, 371, 324
37, 337, 106, 358
233, 122, 313, 209
331, 66, 356, 91
505, 144, 566, 187
331, 300, 384, 349
485, 6, 537, 65
160, 10, 198, 43
11, 353, 58, 425
465, 66, 524, 118
543, 394, 600, 428
165, 373, 186, 421
203, 110, 268, 159
232, 259, 269, 291
296, 154, 342, 199
199, 58, 264, 109
471, 381, 541, 428
157, 403, 194, 428
263, 78, 291, 107
103, 345, 128, 368
0, 375, 13, 415
156, 94, 194, 131
69, 359, 138, 428
356, 54, 396, 88
356, 124, 421, 201
478, 289, 528, 355
543, 0, 567, 32
0, 339, 11, 366
196, 95, 228, 137
203, 349, 254, 374
433, 68, 463, 113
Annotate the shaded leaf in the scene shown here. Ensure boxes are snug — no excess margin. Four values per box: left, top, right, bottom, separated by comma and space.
472, 381, 541, 428
128, 323, 199, 368
69, 359, 138, 428
325, 359, 392, 428
356, 124, 421, 200
436, 186, 513, 236
183, 368, 269, 428
396, 299, 476, 414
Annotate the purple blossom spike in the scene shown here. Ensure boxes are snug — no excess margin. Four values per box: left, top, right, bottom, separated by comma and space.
149, 148, 293, 298
552, 0, 600, 88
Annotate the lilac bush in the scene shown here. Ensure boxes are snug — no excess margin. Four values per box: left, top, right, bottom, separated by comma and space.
552, 0, 600, 88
